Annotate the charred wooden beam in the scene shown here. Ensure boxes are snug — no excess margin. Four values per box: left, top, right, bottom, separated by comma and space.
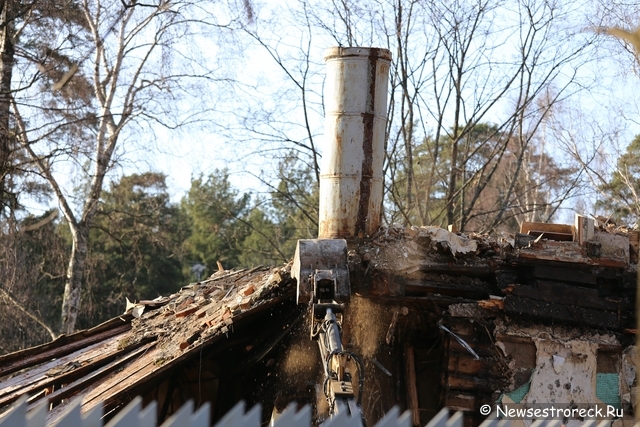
504, 295, 619, 329
495, 269, 519, 289
404, 344, 420, 427
506, 282, 620, 311
531, 265, 597, 286
517, 240, 628, 268
371, 272, 491, 299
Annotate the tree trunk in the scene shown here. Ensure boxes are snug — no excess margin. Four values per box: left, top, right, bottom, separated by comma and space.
0, 0, 14, 214
60, 222, 88, 334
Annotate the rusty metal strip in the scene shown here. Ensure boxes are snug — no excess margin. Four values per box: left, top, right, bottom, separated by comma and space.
354, 50, 379, 236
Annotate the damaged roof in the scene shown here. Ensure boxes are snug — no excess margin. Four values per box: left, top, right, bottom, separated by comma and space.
0, 265, 297, 424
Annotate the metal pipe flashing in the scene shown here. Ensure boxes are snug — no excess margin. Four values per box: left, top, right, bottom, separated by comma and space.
318, 47, 392, 239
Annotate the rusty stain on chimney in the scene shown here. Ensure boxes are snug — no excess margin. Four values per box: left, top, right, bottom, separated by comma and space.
318, 47, 392, 239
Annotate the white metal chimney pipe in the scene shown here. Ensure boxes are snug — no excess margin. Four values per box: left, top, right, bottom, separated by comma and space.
318, 47, 392, 239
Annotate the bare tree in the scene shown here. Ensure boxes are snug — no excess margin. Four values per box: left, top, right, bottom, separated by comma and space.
0, 212, 67, 353
13, 0, 219, 334
212, 1, 326, 245
222, 0, 601, 234
386, 0, 598, 231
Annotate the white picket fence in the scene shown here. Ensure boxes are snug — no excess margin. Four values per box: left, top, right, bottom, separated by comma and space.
0, 397, 620, 427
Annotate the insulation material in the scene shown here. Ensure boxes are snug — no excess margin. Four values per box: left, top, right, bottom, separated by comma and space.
494, 320, 620, 346
417, 226, 478, 256
552, 355, 565, 374
592, 231, 629, 264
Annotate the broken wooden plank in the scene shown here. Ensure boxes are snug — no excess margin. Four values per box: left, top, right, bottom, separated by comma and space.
0, 338, 116, 403
232, 266, 268, 284
477, 299, 504, 310
504, 295, 619, 328
575, 214, 594, 244
46, 342, 159, 425
521, 222, 574, 238
175, 304, 199, 318
18, 340, 155, 410
138, 296, 172, 307
447, 354, 487, 376
445, 393, 476, 412
202, 313, 222, 328
71, 295, 295, 421
404, 344, 420, 427
194, 301, 218, 318
195, 268, 248, 286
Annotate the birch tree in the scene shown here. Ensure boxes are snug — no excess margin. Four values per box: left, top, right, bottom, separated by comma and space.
13, 0, 216, 334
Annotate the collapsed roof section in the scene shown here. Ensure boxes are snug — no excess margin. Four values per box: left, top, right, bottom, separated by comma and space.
0, 266, 301, 425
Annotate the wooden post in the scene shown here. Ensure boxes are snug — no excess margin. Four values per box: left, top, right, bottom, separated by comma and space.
404, 344, 420, 427
574, 214, 594, 244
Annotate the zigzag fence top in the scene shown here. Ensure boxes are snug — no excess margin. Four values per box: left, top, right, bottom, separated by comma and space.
0, 396, 620, 427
